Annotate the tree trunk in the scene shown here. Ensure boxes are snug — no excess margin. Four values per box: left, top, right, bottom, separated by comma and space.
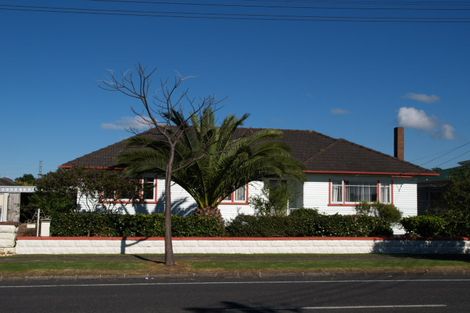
164, 148, 175, 266
196, 206, 223, 220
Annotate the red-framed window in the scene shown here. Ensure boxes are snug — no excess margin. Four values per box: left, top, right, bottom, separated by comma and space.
100, 178, 158, 204
329, 179, 393, 206
221, 184, 249, 204
141, 177, 158, 203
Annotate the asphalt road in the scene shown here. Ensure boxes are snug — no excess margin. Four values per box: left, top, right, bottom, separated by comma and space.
0, 275, 469, 313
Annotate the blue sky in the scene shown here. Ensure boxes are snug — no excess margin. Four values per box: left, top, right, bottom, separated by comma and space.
1, 1, 470, 178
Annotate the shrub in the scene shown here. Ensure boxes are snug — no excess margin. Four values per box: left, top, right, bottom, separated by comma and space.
51, 211, 392, 238
355, 202, 372, 216
290, 214, 393, 237
401, 215, 447, 238
118, 214, 165, 237
172, 215, 225, 237
50, 212, 224, 237
289, 208, 320, 218
251, 183, 291, 217
226, 211, 392, 237
225, 215, 290, 237
438, 209, 470, 238
355, 202, 402, 224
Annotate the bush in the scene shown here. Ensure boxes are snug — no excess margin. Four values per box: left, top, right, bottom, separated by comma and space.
225, 215, 291, 237
251, 183, 291, 217
401, 215, 447, 238
289, 208, 320, 218
50, 212, 224, 237
172, 215, 226, 237
443, 210, 470, 237
226, 210, 392, 237
355, 202, 402, 224
289, 214, 392, 237
51, 210, 393, 238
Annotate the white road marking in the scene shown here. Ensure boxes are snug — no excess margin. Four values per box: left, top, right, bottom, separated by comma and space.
0, 278, 469, 289
302, 304, 447, 310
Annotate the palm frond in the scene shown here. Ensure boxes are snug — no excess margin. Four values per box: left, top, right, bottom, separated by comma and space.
118, 109, 304, 211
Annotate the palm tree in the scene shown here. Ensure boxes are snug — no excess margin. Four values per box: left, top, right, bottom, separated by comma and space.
119, 108, 304, 217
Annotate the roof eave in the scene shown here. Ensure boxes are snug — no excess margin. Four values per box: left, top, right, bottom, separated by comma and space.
303, 170, 439, 177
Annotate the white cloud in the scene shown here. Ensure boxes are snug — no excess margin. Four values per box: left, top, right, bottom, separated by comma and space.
101, 116, 151, 131
398, 107, 436, 130
440, 124, 455, 140
397, 107, 455, 140
331, 108, 350, 115
403, 92, 440, 104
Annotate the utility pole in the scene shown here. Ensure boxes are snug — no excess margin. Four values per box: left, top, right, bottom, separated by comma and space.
38, 160, 43, 178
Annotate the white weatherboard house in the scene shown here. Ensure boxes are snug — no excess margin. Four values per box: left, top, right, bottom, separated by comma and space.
61, 127, 437, 220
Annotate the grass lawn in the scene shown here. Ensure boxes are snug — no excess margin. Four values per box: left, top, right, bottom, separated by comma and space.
1, 254, 469, 278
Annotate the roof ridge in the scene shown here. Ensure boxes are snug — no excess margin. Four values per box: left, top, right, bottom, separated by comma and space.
302, 139, 340, 164
237, 127, 338, 142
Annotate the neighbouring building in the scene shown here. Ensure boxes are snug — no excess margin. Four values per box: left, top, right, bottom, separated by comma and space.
0, 178, 35, 223
60, 127, 437, 221
418, 160, 470, 215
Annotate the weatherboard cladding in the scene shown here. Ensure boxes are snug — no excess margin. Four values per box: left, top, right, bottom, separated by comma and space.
60, 128, 434, 176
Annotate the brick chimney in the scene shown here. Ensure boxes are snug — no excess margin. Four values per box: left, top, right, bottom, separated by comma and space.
394, 127, 405, 160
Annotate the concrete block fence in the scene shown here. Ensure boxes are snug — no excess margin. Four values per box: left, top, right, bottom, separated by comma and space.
15, 237, 470, 255
0, 224, 17, 255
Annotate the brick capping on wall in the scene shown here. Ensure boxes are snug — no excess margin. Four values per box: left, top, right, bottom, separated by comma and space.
17, 236, 392, 241
16, 236, 470, 241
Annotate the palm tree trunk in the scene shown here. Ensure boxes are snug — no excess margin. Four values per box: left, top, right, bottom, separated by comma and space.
196, 206, 223, 220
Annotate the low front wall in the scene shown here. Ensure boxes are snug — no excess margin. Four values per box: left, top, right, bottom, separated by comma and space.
15, 237, 470, 255
0, 225, 17, 248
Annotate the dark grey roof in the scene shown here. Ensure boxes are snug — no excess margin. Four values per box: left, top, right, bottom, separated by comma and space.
61, 128, 437, 176
0, 177, 17, 186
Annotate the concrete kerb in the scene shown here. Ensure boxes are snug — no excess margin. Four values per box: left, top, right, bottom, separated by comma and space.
3, 269, 470, 282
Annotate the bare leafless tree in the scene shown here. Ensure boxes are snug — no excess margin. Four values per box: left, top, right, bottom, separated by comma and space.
100, 64, 214, 265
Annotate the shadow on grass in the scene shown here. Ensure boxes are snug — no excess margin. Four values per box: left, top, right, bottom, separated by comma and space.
375, 253, 470, 262
185, 301, 301, 313
132, 254, 164, 264
373, 238, 470, 262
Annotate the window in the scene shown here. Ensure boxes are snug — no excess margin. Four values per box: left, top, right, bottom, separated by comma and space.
222, 185, 248, 203
234, 185, 246, 202
380, 183, 391, 203
143, 178, 155, 201
100, 178, 157, 203
332, 180, 343, 203
331, 180, 391, 204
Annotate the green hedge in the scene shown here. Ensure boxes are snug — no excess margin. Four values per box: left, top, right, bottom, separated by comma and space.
441, 210, 470, 238
226, 209, 393, 237
400, 215, 470, 238
50, 209, 393, 237
50, 212, 225, 237
401, 215, 447, 238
